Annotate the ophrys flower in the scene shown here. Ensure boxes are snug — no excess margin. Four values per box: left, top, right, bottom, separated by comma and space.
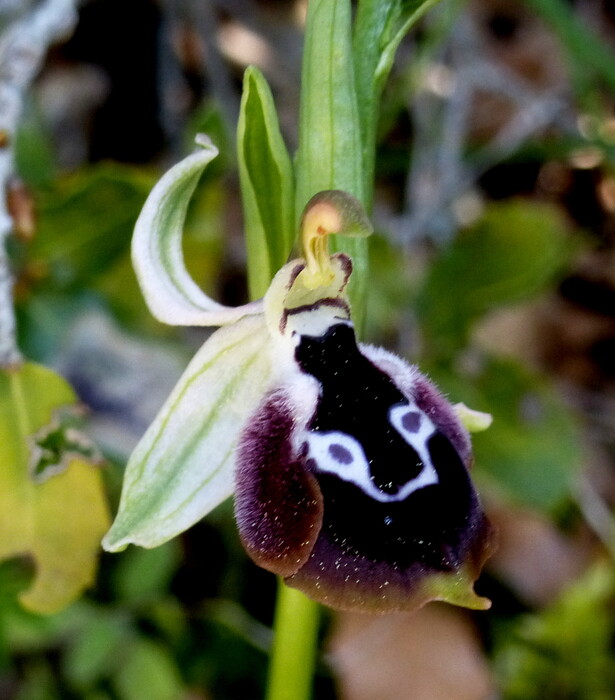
103, 136, 496, 614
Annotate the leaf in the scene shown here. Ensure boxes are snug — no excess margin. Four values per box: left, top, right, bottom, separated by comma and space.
238, 66, 295, 300
64, 610, 131, 688
495, 564, 615, 699
418, 200, 573, 357
112, 638, 186, 700
131, 134, 263, 327
0, 363, 109, 614
353, 0, 444, 200
296, 0, 364, 207
30, 164, 155, 289
374, 0, 445, 87
102, 314, 277, 551
295, 0, 369, 322
353, 0, 403, 204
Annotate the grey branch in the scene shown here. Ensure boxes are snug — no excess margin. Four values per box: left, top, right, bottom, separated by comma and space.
388, 8, 576, 247
0, 0, 77, 366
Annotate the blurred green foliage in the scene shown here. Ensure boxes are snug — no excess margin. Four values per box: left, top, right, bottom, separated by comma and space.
417, 200, 573, 356
3, 0, 615, 697
495, 564, 615, 699
0, 363, 109, 615
14, 163, 226, 360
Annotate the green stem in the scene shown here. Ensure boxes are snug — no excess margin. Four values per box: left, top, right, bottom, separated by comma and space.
265, 580, 320, 700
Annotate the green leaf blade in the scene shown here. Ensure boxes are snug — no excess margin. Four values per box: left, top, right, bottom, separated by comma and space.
0, 363, 109, 614
296, 0, 364, 207
353, 0, 444, 205
417, 200, 574, 356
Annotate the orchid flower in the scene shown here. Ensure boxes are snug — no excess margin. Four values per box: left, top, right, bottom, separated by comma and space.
103, 135, 496, 614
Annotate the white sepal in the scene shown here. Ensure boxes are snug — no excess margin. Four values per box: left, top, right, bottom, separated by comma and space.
103, 314, 275, 551
132, 134, 263, 326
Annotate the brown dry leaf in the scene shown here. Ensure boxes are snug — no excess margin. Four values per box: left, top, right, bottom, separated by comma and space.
472, 300, 543, 367
487, 505, 592, 607
328, 604, 494, 700
470, 0, 568, 89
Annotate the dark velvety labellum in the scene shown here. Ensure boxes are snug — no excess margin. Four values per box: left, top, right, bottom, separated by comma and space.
310, 431, 481, 569
235, 392, 324, 577
286, 323, 492, 610
237, 321, 493, 613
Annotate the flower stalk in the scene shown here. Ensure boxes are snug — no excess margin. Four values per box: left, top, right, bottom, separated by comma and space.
266, 583, 320, 700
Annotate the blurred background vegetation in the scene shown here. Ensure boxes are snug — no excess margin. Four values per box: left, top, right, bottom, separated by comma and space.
3, 0, 615, 698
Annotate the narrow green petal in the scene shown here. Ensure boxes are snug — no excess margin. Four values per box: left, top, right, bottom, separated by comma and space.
453, 403, 493, 433
103, 315, 275, 551
238, 66, 295, 299
353, 0, 444, 202
132, 134, 263, 326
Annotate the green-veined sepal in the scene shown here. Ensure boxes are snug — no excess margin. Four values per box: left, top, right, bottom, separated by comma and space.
132, 134, 263, 327
103, 315, 276, 551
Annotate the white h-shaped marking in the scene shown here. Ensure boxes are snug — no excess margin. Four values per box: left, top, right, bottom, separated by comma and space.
303, 403, 439, 503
